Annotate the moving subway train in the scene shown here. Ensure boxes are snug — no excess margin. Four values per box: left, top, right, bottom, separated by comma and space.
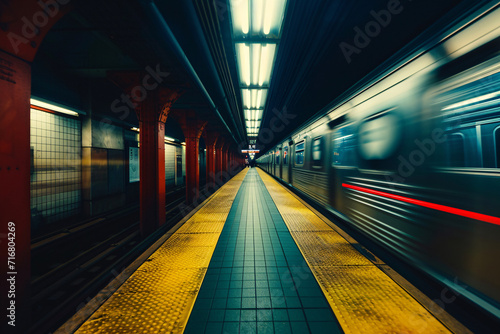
258, 4, 500, 319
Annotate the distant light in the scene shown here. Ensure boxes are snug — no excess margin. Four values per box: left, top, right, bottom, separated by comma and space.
30, 98, 80, 117
131, 127, 140, 132
165, 136, 176, 142
442, 92, 500, 111
236, 43, 251, 86
181, 142, 186, 145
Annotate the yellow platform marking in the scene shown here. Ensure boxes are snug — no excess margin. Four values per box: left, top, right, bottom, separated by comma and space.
257, 169, 453, 334
75, 169, 248, 334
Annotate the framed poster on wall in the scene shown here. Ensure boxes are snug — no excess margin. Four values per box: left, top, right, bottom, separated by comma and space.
129, 147, 140, 183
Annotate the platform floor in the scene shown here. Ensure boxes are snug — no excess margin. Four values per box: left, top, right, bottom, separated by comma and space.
68, 168, 464, 334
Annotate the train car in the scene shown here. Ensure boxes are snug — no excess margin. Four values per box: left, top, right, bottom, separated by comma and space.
257, 4, 500, 318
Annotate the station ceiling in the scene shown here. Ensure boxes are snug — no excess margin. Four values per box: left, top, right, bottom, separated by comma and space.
33, 0, 484, 150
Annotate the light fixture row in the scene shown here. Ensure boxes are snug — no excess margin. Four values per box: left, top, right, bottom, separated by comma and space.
229, 0, 288, 140
229, 0, 287, 37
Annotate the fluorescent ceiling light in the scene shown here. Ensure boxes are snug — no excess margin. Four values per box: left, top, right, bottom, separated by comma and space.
31, 98, 80, 117
256, 90, 263, 108
243, 89, 251, 108
252, 44, 261, 85
263, 0, 287, 36
236, 43, 251, 86
230, 0, 287, 37
256, 89, 267, 108
131, 127, 140, 132
230, 0, 249, 35
258, 44, 276, 86
255, 109, 263, 120
251, 90, 258, 108
165, 136, 176, 142
252, 0, 264, 34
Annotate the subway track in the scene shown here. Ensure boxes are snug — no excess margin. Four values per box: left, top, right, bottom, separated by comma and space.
29, 187, 190, 334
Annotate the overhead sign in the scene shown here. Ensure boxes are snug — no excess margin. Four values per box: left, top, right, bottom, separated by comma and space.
241, 150, 260, 153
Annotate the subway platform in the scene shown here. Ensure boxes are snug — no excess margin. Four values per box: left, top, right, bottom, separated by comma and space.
57, 168, 470, 334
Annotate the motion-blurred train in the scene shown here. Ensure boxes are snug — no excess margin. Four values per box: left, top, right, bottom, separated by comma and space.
258, 4, 500, 319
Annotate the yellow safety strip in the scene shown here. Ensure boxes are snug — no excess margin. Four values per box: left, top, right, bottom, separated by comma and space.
74, 169, 248, 334
257, 169, 453, 334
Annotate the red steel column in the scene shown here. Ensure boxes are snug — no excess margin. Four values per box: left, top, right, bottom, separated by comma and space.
174, 110, 207, 204
215, 138, 225, 184
0, 3, 70, 330
138, 112, 166, 237
204, 129, 219, 187
222, 143, 229, 175
109, 72, 181, 237
0, 51, 31, 331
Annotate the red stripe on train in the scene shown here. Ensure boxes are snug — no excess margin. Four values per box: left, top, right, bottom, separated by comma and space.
342, 183, 500, 226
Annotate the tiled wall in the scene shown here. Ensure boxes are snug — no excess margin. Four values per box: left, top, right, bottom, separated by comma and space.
30, 109, 82, 224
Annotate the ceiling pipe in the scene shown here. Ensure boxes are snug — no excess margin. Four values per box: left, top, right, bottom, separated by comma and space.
138, 0, 240, 144
182, 0, 245, 141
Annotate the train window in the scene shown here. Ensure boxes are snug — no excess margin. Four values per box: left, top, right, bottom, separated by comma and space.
437, 70, 500, 168
295, 141, 305, 165
446, 133, 465, 167
312, 137, 323, 167
283, 146, 288, 165
332, 125, 357, 166
276, 149, 280, 164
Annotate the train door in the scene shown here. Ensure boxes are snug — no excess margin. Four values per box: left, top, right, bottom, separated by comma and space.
276, 147, 282, 178
282, 146, 289, 183
329, 120, 357, 209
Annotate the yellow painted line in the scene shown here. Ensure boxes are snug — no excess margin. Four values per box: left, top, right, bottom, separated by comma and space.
257, 169, 455, 334
74, 169, 248, 334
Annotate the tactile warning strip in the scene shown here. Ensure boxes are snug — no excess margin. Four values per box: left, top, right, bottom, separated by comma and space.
74, 169, 248, 334
257, 169, 452, 334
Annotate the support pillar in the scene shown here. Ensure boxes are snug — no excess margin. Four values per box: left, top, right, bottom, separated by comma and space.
0, 51, 31, 332
109, 72, 182, 237
215, 138, 226, 184
222, 143, 229, 175
174, 111, 207, 204
204, 129, 219, 187
139, 113, 166, 237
